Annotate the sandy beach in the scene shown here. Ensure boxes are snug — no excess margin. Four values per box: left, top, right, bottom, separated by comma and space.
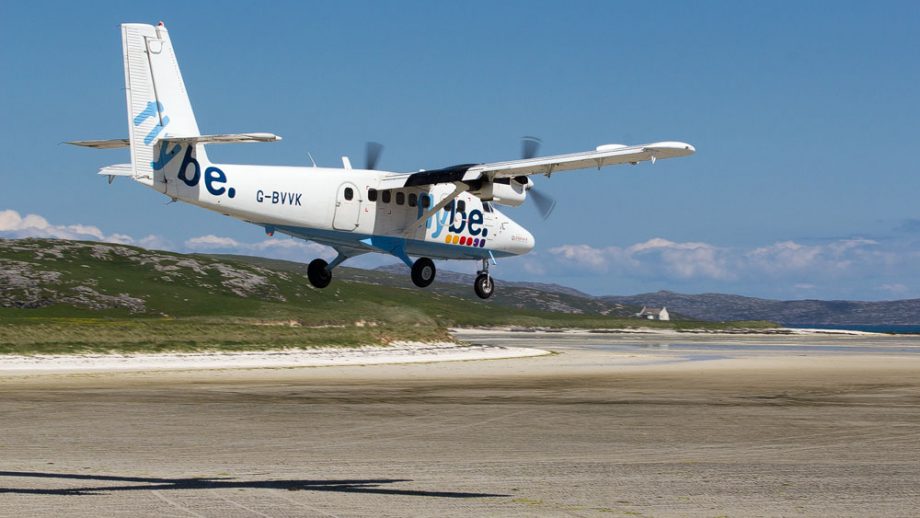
2, 330, 920, 517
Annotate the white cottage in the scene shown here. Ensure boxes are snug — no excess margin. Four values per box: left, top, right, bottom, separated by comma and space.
636, 306, 670, 321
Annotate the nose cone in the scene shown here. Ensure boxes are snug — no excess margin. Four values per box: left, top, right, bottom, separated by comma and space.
506, 222, 535, 255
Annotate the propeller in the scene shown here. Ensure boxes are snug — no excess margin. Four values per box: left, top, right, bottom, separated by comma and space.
521, 136, 541, 160
519, 136, 557, 220
529, 187, 557, 220
365, 141, 384, 170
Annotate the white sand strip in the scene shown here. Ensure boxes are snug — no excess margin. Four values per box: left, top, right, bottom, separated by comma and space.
0, 342, 550, 374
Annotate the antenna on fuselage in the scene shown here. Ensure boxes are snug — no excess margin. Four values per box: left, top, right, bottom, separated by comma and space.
307, 152, 317, 168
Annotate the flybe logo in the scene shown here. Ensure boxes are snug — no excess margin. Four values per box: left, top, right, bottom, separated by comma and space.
173, 146, 237, 198
134, 100, 170, 145
137, 101, 237, 199
424, 198, 488, 246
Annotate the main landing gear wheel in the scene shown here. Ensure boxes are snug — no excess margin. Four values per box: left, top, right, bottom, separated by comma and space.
474, 273, 494, 299
411, 257, 436, 288
307, 258, 332, 289
474, 257, 495, 299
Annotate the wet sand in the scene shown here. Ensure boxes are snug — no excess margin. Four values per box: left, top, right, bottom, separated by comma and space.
2, 331, 920, 517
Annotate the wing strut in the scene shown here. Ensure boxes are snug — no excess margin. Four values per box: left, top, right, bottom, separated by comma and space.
409, 183, 468, 233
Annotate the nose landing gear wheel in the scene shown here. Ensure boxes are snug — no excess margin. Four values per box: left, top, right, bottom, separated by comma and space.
411, 257, 436, 288
307, 258, 332, 288
474, 273, 494, 299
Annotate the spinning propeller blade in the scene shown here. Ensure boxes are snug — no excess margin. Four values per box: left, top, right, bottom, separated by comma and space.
521, 136, 542, 159
529, 186, 557, 220
366, 141, 384, 170
520, 136, 556, 220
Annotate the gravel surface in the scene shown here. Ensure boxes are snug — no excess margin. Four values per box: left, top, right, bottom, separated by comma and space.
2, 331, 920, 517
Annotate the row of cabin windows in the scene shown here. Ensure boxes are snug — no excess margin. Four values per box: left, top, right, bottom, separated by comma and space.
365, 188, 466, 211
348, 187, 473, 213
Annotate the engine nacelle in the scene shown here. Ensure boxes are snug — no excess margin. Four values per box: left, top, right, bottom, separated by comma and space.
471, 177, 532, 207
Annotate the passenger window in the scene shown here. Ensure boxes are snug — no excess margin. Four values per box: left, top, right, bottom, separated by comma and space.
408, 193, 417, 207
421, 194, 431, 208
456, 200, 466, 213
368, 188, 377, 202
344, 187, 354, 201
381, 190, 391, 203
396, 192, 405, 205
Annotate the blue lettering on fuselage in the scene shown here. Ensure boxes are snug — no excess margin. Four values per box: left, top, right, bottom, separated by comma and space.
133, 100, 169, 145
256, 190, 302, 206
429, 199, 488, 239
165, 145, 237, 199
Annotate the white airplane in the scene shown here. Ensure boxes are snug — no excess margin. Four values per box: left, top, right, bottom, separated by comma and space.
71, 22, 695, 299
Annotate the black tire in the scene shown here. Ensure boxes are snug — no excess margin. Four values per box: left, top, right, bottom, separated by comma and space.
307, 258, 332, 289
411, 257, 436, 288
474, 273, 494, 299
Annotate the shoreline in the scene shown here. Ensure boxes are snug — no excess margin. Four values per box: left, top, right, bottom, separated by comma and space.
456, 325, 894, 337
0, 341, 549, 375
2, 326, 918, 376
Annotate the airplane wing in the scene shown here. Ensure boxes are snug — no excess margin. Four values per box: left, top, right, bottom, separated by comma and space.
378, 141, 694, 189
67, 133, 281, 148
66, 139, 130, 149
161, 133, 282, 145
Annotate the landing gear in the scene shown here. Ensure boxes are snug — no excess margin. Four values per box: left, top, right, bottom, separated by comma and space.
307, 258, 332, 288
411, 257, 436, 288
474, 258, 495, 299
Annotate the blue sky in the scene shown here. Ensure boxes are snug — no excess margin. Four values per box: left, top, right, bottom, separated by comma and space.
2, 1, 919, 300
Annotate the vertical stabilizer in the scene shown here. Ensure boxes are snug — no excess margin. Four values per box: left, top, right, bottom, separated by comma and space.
122, 23, 206, 185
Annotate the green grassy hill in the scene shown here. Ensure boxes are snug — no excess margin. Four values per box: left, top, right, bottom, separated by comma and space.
0, 238, 773, 354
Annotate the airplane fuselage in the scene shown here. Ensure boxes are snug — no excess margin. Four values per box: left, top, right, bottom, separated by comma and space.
146, 145, 534, 261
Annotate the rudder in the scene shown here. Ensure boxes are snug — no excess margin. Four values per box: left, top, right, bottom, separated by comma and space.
122, 23, 206, 185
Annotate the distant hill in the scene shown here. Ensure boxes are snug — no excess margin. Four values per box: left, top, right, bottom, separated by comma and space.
0, 238, 776, 354
11, 237, 908, 329
202, 254, 920, 325
600, 291, 920, 326
0, 238, 642, 325
208, 255, 636, 317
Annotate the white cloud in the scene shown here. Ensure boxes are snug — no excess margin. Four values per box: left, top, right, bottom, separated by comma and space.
0, 208, 332, 264
3, 207, 917, 299
183, 233, 333, 261
628, 238, 733, 280
879, 283, 908, 295
0, 209, 167, 246
137, 234, 175, 250
549, 244, 612, 271
184, 234, 241, 249
547, 238, 733, 280
540, 236, 901, 289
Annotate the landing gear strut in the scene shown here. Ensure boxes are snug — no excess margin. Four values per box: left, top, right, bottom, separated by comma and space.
307, 258, 332, 288
474, 258, 495, 299
411, 257, 436, 288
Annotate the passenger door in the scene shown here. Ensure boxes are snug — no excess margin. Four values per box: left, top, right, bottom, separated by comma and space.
333, 183, 361, 231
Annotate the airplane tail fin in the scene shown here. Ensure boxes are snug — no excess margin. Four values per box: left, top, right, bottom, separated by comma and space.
68, 23, 280, 187
121, 22, 206, 183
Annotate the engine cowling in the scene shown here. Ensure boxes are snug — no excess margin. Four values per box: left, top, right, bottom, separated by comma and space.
471, 176, 532, 207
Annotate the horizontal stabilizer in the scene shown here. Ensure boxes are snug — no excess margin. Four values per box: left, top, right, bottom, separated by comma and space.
67, 139, 130, 149
98, 164, 134, 177
162, 133, 282, 145
67, 133, 280, 150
